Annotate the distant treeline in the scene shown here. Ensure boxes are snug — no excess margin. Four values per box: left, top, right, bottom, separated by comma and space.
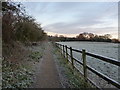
2, 2, 47, 44
48, 32, 120, 43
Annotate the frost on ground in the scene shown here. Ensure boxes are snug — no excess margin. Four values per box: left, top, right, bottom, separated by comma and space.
52, 44, 93, 88
31, 42, 62, 88
58, 41, 119, 88
2, 42, 45, 88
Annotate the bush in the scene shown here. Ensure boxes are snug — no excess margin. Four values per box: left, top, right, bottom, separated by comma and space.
2, 2, 47, 44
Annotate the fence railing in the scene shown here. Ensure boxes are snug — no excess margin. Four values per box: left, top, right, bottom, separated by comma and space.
55, 42, 120, 89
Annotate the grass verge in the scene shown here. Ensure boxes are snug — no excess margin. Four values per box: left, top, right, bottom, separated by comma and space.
2, 59, 33, 88
2, 42, 45, 88
53, 46, 94, 88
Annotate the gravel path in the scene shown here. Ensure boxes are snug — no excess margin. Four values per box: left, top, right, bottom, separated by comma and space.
32, 42, 62, 88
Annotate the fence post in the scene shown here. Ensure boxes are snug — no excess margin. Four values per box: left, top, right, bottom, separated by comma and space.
58, 44, 60, 51
70, 47, 74, 69
82, 49, 87, 82
63, 45, 65, 57
60, 45, 62, 55
65, 45, 68, 61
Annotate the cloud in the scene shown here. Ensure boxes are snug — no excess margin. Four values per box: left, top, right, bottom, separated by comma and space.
22, 2, 118, 38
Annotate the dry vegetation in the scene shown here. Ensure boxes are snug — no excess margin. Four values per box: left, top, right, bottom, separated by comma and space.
2, 1, 47, 88
53, 45, 94, 88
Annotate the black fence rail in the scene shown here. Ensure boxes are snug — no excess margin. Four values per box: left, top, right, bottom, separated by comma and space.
55, 42, 120, 89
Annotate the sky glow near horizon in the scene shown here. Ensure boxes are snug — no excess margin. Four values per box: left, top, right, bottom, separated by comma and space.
22, 2, 118, 38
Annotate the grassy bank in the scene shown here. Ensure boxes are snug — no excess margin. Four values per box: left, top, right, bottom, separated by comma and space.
2, 42, 45, 88
53, 44, 94, 88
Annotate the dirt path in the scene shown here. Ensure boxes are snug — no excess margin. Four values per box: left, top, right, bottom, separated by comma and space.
32, 42, 62, 88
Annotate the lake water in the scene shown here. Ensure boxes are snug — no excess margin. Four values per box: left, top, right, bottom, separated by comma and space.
57, 41, 119, 88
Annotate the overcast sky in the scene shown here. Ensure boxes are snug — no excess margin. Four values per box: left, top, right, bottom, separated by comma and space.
22, 2, 118, 38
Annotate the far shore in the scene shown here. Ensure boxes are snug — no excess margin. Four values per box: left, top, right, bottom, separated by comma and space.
56, 40, 120, 44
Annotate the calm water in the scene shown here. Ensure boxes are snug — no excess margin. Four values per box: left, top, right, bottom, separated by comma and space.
57, 41, 119, 88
